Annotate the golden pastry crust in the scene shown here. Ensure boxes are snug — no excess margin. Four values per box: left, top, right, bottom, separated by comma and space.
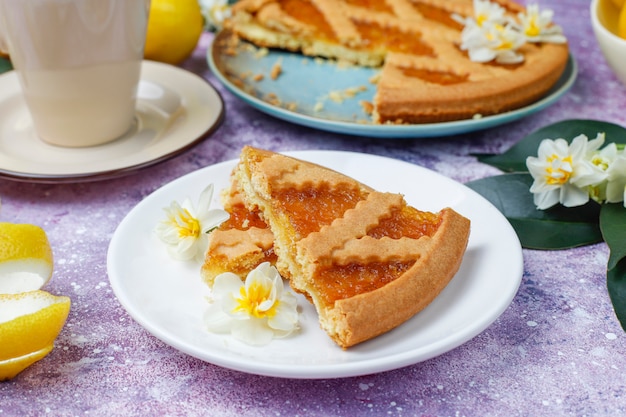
233, 146, 471, 348
201, 226, 275, 284
200, 177, 276, 285
325, 207, 470, 347
223, 0, 569, 124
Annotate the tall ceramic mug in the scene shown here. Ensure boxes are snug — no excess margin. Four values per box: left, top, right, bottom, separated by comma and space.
0, 0, 150, 147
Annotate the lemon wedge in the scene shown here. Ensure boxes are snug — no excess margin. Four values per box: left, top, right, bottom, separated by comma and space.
0, 222, 53, 294
144, 0, 204, 65
0, 290, 70, 380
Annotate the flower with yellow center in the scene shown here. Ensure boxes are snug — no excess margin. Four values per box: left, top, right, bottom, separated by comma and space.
526, 134, 608, 209
586, 142, 619, 203
199, 0, 231, 31
460, 21, 526, 64
204, 262, 299, 346
454, 1, 567, 64
517, 4, 566, 44
594, 143, 626, 206
452, 0, 507, 28
156, 184, 229, 261
474, 0, 506, 26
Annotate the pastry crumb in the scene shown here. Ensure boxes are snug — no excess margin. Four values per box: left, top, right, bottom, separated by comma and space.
265, 92, 281, 106
336, 60, 355, 69
255, 47, 269, 58
270, 60, 283, 80
326, 85, 367, 103
369, 72, 381, 84
359, 100, 374, 115
344, 86, 367, 98
328, 90, 343, 103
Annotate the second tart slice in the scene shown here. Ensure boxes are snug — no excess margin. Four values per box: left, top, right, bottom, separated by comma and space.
233, 147, 471, 348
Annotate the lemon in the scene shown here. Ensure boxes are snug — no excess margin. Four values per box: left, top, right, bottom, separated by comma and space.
612, 0, 625, 9
144, 0, 204, 65
0, 347, 53, 381
0, 290, 70, 380
619, 2, 626, 39
0, 222, 53, 294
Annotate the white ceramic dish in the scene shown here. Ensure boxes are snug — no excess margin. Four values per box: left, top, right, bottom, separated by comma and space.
0, 60, 224, 183
591, 0, 626, 88
107, 150, 523, 379
208, 30, 577, 138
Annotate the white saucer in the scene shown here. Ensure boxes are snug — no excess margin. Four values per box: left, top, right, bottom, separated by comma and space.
0, 60, 224, 183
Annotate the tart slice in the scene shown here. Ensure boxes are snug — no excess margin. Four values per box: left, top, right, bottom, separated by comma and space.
201, 178, 276, 287
232, 146, 471, 348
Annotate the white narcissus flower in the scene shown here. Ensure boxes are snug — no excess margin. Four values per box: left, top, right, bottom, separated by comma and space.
460, 21, 526, 64
526, 134, 609, 210
517, 4, 567, 44
452, 0, 509, 30
204, 262, 299, 346
454, 1, 567, 65
586, 142, 626, 204
199, 0, 231, 31
155, 184, 230, 261
605, 148, 626, 206
473, 0, 507, 26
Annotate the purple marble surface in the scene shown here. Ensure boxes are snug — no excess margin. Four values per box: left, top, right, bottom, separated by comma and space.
2, 0, 626, 415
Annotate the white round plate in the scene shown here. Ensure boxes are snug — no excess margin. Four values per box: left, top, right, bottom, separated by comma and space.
107, 151, 523, 379
0, 60, 224, 183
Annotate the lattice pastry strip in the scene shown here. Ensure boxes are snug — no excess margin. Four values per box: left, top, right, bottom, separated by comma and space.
297, 192, 404, 262
255, 152, 371, 193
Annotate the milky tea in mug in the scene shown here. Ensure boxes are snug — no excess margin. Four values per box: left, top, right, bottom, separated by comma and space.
0, 0, 150, 147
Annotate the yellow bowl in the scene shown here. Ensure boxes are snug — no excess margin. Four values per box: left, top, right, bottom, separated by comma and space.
591, 0, 626, 87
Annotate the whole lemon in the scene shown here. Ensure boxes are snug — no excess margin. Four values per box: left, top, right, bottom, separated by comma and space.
619, 2, 626, 39
144, 0, 204, 65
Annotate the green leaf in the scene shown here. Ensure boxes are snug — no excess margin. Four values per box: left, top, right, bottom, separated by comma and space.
0, 57, 11, 75
507, 218, 603, 249
600, 203, 626, 270
607, 258, 626, 331
477, 119, 626, 172
466, 173, 603, 249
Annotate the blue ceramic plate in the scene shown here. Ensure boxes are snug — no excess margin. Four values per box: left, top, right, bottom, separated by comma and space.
208, 30, 577, 139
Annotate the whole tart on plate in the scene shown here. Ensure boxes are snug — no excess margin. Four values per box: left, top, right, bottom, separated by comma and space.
202, 147, 471, 348
221, 0, 569, 124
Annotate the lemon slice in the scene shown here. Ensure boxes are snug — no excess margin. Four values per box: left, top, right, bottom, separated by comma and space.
0, 222, 53, 294
0, 290, 70, 380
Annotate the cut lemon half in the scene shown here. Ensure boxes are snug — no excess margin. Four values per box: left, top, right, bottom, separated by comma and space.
0, 347, 53, 381
0, 290, 70, 381
0, 222, 53, 294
